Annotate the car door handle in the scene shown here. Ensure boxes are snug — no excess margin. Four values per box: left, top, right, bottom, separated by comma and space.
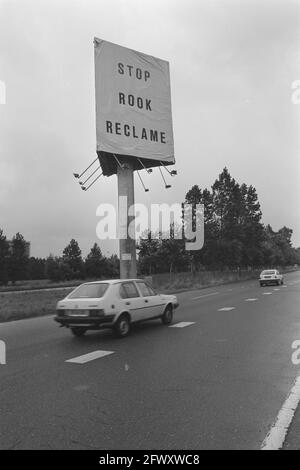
126, 301, 130, 305
144, 299, 148, 303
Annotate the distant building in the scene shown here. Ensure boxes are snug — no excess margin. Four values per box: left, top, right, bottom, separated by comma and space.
7, 240, 31, 257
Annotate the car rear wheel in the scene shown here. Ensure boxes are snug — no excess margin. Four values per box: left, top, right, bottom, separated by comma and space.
161, 305, 173, 325
71, 327, 87, 337
114, 314, 131, 338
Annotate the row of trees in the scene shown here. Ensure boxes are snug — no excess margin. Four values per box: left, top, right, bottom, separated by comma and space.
45, 240, 119, 282
1, 168, 299, 282
0, 231, 30, 285
0, 233, 119, 284
138, 168, 300, 274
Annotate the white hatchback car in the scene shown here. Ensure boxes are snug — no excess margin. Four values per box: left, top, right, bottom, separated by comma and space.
259, 269, 284, 287
55, 279, 179, 338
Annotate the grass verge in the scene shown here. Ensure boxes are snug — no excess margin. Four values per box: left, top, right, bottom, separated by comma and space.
0, 288, 73, 322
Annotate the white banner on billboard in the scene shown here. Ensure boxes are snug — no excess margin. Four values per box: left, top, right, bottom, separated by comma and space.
94, 38, 174, 163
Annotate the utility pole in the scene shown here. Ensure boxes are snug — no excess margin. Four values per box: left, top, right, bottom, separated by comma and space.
117, 161, 137, 279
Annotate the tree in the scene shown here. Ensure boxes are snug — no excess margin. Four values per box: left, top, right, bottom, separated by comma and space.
45, 255, 72, 282
45, 256, 62, 282
137, 231, 161, 275
240, 185, 264, 266
0, 229, 9, 285
85, 243, 107, 278
212, 168, 237, 239
8, 232, 29, 283
158, 236, 189, 274
185, 185, 219, 269
105, 254, 120, 278
268, 226, 296, 266
184, 168, 269, 269
62, 239, 84, 279
210, 168, 242, 267
260, 225, 299, 267
185, 185, 202, 207
295, 247, 300, 265
138, 225, 191, 275
28, 257, 46, 280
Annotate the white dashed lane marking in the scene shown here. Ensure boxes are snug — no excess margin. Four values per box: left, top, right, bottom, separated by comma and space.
245, 298, 258, 302
261, 376, 300, 450
263, 292, 272, 295
66, 350, 114, 364
192, 292, 219, 300
218, 307, 235, 311
170, 322, 195, 328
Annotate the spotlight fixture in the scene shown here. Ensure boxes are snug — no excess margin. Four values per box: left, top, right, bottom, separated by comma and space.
160, 161, 177, 177
138, 158, 153, 174
158, 167, 172, 189
81, 172, 103, 191
73, 157, 98, 180
79, 166, 101, 186
137, 171, 149, 192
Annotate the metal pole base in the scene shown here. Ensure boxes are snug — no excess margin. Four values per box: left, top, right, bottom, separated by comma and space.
117, 162, 137, 279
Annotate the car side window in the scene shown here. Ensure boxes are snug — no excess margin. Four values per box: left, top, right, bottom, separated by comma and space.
120, 282, 140, 299
137, 282, 156, 297
146, 284, 156, 296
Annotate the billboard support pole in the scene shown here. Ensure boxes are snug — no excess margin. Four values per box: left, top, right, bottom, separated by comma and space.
117, 161, 137, 279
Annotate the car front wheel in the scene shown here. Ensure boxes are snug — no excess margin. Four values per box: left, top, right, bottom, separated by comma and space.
161, 305, 173, 325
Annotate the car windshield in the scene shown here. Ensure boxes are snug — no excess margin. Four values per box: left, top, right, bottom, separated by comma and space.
261, 270, 276, 275
68, 283, 109, 299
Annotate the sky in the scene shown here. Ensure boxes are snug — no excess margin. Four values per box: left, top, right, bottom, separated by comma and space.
0, 0, 300, 258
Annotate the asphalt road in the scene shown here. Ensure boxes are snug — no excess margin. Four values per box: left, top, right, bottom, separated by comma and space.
0, 271, 300, 450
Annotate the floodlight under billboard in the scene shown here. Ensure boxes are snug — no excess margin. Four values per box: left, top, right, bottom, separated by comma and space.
94, 38, 175, 176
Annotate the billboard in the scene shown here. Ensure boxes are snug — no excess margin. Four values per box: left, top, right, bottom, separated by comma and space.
94, 38, 174, 172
